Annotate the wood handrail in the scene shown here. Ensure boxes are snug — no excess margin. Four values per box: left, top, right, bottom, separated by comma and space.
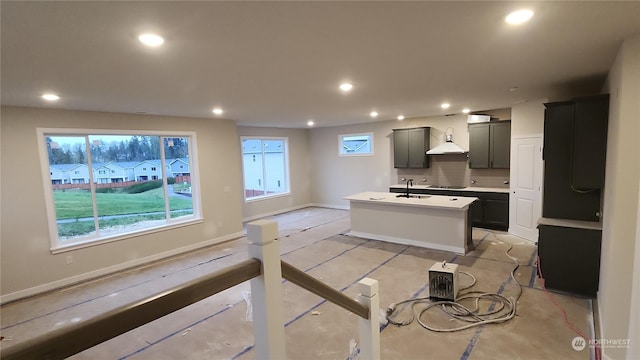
280, 260, 370, 319
1, 258, 261, 360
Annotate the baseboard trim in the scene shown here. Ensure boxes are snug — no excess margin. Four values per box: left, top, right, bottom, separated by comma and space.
310, 203, 349, 211
0, 231, 244, 305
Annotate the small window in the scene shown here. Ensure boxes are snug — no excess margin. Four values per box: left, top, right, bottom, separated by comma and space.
339, 133, 373, 156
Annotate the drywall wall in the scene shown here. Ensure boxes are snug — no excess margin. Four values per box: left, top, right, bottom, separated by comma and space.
511, 99, 546, 138
309, 120, 393, 209
630, 184, 640, 359
236, 126, 312, 221
599, 34, 640, 360
0, 106, 244, 301
309, 113, 513, 208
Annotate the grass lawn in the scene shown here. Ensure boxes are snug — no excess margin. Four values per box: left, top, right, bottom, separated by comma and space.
54, 188, 193, 219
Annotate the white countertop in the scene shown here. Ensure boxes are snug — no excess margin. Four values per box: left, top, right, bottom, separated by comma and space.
390, 184, 510, 193
538, 217, 603, 230
344, 191, 477, 210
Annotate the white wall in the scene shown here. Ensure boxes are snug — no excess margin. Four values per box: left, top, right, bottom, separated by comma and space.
308, 113, 510, 208
599, 34, 640, 360
510, 99, 546, 138
0, 106, 245, 301
237, 127, 312, 221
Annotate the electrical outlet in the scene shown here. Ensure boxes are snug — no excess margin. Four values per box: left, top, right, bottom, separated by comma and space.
66, 255, 73, 265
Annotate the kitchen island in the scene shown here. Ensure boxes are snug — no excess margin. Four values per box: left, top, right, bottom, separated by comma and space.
343, 192, 477, 254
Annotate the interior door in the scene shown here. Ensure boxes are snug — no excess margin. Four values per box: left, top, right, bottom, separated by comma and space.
509, 136, 543, 241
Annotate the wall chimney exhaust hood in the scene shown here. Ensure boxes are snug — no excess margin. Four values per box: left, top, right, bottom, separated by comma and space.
426, 134, 468, 155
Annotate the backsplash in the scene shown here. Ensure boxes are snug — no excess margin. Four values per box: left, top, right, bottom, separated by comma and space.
396, 155, 510, 188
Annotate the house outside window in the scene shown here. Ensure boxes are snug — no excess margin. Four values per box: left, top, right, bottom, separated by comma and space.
38, 130, 200, 251
339, 133, 374, 156
241, 137, 289, 201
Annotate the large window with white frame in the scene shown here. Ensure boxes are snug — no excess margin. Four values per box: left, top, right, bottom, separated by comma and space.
241, 137, 290, 201
339, 133, 373, 156
38, 129, 200, 251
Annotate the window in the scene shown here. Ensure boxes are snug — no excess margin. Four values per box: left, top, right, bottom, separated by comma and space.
241, 137, 289, 201
339, 133, 373, 156
38, 130, 200, 251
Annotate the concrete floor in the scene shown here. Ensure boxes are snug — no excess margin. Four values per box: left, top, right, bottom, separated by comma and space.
0, 207, 597, 359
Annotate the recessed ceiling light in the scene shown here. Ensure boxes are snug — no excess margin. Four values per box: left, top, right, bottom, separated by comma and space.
212, 108, 223, 115
370, 111, 378, 118
42, 94, 60, 101
505, 9, 534, 25
307, 120, 315, 127
339, 83, 353, 92
138, 33, 164, 47
462, 108, 470, 114
441, 103, 450, 109
397, 115, 405, 121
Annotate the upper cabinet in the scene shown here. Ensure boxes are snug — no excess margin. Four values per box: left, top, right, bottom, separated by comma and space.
542, 95, 609, 222
393, 127, 430, 168
468, 121, 511, 169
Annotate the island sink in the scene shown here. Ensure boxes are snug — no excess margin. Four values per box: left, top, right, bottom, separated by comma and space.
395, 194, 431, 199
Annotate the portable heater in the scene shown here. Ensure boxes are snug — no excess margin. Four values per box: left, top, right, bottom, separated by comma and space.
429, 261, 459, 301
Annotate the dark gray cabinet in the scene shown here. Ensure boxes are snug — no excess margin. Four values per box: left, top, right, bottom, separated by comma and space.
543, 96, 608, 222
388, 187, 508, 231
538, 224, 601, 297
393, 127, 430, 168
468, 121, 511, 169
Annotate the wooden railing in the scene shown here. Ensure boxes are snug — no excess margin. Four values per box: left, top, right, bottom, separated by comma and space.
0, 259, 261, 360
1, 220, 380, 360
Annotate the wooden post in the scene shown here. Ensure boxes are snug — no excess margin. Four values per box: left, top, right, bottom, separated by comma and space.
358, 277, 380, 360
247, 220, 286, 360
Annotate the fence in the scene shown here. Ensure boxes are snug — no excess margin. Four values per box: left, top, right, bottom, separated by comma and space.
51, 176, 191, 191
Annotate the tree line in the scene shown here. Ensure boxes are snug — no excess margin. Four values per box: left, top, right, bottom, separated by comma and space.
46, 136, 189, 165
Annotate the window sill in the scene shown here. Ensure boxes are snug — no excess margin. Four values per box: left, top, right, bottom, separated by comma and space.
50, 217, 203, 254
244, 192, 291, 203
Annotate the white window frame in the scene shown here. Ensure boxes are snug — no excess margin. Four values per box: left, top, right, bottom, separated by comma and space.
240, 136, 291, 202
37, 128, 203, 253
338, 132, 374, 156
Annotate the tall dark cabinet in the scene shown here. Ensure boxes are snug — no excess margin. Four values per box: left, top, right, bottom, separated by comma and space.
542, 96, 608, 221
538, 94, 609, 298
468, 121, 511, 169
393, 127, 430, 168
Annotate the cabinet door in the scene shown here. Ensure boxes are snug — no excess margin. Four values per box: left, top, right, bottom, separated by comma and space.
543, 102, 601, 221
408, 128, 429, 168
468, 123, 490, 169
490, 122, 511, 169
393, 130, 409, 168
470, 200, 483, 226
484, 199, 509, 229
538, 225, 601, 297
572, 95, 609, 189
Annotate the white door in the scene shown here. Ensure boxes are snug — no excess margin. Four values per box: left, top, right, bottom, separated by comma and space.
509, 136, 543, 241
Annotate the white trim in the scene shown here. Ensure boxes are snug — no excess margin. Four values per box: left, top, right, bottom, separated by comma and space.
0, 231, 244, 305
51, 218, 203, 254
310, 202, 350, 211
240, 136, 291, 202
346, 231, 465, 254
36, 128, 200, 250
338, 132, 374, 156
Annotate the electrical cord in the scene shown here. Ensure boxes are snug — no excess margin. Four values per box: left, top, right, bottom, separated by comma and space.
537, 255, 601, 360
386, 233, 523, 332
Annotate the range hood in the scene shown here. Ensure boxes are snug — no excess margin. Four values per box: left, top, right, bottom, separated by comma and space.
426, 134, 468, 155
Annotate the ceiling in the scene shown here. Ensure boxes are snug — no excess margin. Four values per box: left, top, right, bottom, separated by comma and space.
2, 1, 639, 128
